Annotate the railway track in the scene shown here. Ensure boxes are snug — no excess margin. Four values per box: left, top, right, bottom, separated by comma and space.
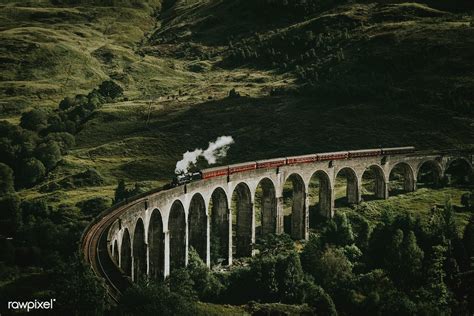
81, 200, 141, 303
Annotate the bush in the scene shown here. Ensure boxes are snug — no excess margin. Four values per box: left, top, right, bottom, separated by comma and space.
20, 109, 49, 132
45, 132, 75, 154
17, 158, 46, 187
51, 256, 107, 315
0, 162, 14, 195
20, 198, 50, 222
59, 96, 76, 111
187, 248, 224, 301
118, 281, 197, 316
0, 194, 21, 236
76, 196, 112, 217
35, 141, 62, 170
98, 80, 123, 100
303, 281, 337, 316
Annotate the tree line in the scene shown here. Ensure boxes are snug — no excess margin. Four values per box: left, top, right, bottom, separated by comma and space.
114, 200, 474, 315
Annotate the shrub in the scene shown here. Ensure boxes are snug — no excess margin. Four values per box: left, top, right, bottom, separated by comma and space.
45, 132, 75, 154
35, 141, 62, 170
303, 281, 337, 316
76, 196, 112, 217
0, 162, 14, 195
17, 158, 46, 187
98, 80, 124, 100
20, 109, 49, 132
51, 256, 107, 315
0, 194, 21, 236
118, 281, 196, 316
187, 248, 224, 301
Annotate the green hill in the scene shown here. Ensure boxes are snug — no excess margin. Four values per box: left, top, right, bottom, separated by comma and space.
0, 0, 472, 206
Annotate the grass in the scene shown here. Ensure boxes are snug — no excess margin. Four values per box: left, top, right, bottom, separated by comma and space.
335, 186, 472, 231
1, 2, 473, 311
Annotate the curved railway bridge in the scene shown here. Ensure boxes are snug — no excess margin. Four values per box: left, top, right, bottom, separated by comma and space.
81, 147, 473, 300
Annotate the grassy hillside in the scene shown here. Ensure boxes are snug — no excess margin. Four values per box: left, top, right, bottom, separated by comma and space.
0, 1, 182, 118
2, 0, 470, 209
1, 1, 473, 314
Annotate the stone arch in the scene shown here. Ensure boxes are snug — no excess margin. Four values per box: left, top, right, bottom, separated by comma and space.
361, 165, 387, 201
132, 218, 146, 281
254, 178, 277, 243
169, 200, 186, 272
308, 170, 332, 226
335, 167, 359, 206
120, 228, 132, 277
209, 187, 230, 265
417, 160, 443, 188
283, 173, 306, 240
113, 240, 119, 264
231, 182, 253, 258
444, 158, 473, 185
148, 209, 164, 281
188, 193, 207, 261
389, 162, 415, 195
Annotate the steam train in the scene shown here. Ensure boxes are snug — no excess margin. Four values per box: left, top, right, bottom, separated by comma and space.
172, 146, 415, 186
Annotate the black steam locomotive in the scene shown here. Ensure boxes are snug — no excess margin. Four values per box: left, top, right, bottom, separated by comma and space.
172, 172, 202, 187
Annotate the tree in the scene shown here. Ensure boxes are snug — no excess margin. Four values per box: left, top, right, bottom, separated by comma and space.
321, 213, 354, 247
398, 230, 424, 288
20, 198, 50, 222
51, 255, 107, 315
17, 158, 46, 187
76, 196, 112, 217
303, 281, 337, 316
98, 80, 123, 100
20, 109, 49, 132
308, 246, 353, 296
59, 96, 76, 111
35, 140, 62, 170
118, 281, 196, 316
276, 251, 305, 303
418, 245, 451, 314
463, 216, 474, 260
167, 268, 197, 300
0, 162, 14, 195
45, 132, 75, 154
460, 192, 472, 210
114, 179, 127, 203
186, 248, 224, 301
0, 194, 21, 236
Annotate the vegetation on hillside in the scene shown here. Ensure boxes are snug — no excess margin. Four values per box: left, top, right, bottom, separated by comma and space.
0, 0, 473, 314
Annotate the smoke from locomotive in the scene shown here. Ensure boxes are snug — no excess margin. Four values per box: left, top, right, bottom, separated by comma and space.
175, 135, 234, 174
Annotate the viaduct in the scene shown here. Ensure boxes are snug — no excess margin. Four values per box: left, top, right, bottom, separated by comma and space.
82, 149, 473, 298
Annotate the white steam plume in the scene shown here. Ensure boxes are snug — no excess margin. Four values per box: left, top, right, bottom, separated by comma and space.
175, 136, 234, 174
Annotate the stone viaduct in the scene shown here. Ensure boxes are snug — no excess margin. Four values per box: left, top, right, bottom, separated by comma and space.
106, 150, 473, 282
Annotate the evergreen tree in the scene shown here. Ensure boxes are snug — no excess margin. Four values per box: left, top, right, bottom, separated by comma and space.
420, 245, 450, 312
115, 179, 127, 203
